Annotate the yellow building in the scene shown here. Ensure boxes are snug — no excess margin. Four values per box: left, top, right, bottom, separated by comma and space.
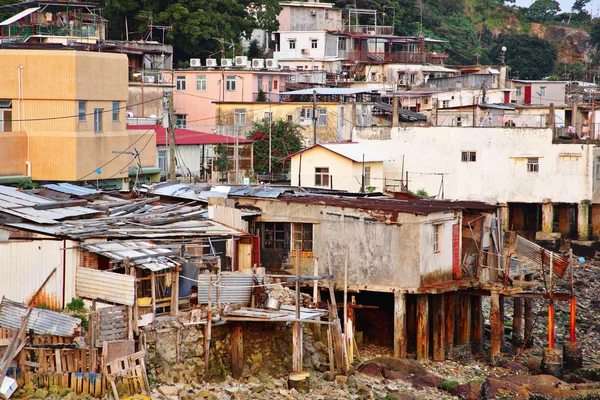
0, 49, 157, 186
215, 101, 353, 145
289, 143, 387, 192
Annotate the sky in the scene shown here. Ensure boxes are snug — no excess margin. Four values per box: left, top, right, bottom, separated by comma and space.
514, 0, 600, 16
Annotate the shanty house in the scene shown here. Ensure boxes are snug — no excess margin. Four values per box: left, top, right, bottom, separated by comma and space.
288, 142, 388, 192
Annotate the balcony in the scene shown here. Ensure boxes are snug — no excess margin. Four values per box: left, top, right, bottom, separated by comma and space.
345, 51, 448, 65
129, 69, 166, 84
343, 25, 394, 35
1, 23, 100, 43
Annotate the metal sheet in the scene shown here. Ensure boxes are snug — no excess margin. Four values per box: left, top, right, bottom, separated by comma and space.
0, 298, 81, 337
515, 235, 569, 278
76, 267, 136, 306
43, 183, 101, 197
197, 274, 258, 305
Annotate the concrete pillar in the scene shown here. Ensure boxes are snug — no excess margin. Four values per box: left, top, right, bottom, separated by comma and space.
416, 295, 429, 360
578, 200, 590, 240
591, 204, 600, 239
499, 203, 509, 232
444, 293, 456, 356
542, 199, 554, 233
393, 292, 407, 358
490, 290, 502, 360
457, 294, 471, 345
432, 294, 445, 361
470, 296, 483, 353
392, 96, 399, 127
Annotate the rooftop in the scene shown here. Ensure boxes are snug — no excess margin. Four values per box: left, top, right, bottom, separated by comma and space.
126, 125, 254, 146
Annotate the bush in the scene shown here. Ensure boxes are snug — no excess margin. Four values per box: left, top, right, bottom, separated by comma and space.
73, 314, 89, 331
66, 298, 85, 312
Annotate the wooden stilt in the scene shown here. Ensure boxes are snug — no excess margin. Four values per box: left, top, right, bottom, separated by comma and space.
490, 290, 502, 360
231, 323, 243, 380
432, 294, 445, 361
499, 294, 505, 347
444, 293, 456, 356
513, 297, 523, 348
471, 295, 483, 353
458, 294, 471, 345
204, 274, 213, 381
393, 291, 407, 358
327, 326, 335, 379
416, 294, 429, 360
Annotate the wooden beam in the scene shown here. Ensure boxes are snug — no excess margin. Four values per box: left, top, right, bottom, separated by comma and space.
490, 290, 502, 360
432, 294, 445, 361
513, 297, 523, 349
416, 295, 429, 360
444, 293, 456, 355
524, 296, 534, 349
393, 292, 407, 358
457, 294, 471, 345
471, 295, 483, 353
204, 274, 213, 381
231, 323, 243, 380
499, 294, 505, 348
26, 267, 57, 307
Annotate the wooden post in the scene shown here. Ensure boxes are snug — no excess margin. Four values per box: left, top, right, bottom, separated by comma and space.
470, 295, 483, 353
513, 297, 523, 348
151, 272, 157, 326
231, 323, 243, 380
393, 291, 407, 358
416, 295, 429, 360
326, 248, 346, 374
499, 294, 505, 348
313, 257, 319, 304
292, 246, 302, 373
444, 293, 456, 355
204, 274, 213, 381
171, 268, 179, 316
490, 290, 502, 360
458, 294, 471, 344
432, 294, 445, 361
327, 326, 335, 379
343, 245, 348, 359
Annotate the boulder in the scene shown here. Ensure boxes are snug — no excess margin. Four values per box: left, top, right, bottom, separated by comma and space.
451, 380, 483, 400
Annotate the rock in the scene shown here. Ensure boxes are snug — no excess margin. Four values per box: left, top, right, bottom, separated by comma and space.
437, 380, 459, 392
33, 389, 49, 398
225, 386, 240, 394
196, 389, 212, 398
250, 362, 261, 374
158, 385, 179, 397
335, 375, 348, 386
573, 365, 600, 382
451, 381, 483, 400
265, 381, 276, 390
484, 377, 529, 399
252, 384, 265, 393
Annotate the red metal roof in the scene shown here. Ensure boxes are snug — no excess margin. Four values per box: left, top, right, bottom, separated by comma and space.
127, 125, 254, 146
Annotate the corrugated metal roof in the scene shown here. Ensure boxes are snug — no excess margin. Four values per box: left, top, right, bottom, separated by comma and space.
43, 183, 102, 198
76, 267, 136, 306
282, 88, 378, 96
0, 298, 81, 337
0, 185, 100, 224
80, 241, 180, 271
0, 7, 39, 26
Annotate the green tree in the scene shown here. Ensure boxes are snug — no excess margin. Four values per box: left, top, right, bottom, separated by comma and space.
247, 39, 263, 59
552, 61, 587, 80
526, 0, 561, 22
488, 35, 557, 79
214, 143, 231, 172
247, 119, 304, 174
591, 19, 600, 48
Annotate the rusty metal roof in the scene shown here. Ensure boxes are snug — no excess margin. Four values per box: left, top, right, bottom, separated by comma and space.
0, 298, 81, 337
80, 241, 180, 271
275, 195, 496, 216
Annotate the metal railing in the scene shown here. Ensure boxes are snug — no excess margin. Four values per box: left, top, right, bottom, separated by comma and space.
345, 51, 447, 65
343, 25, 394, 35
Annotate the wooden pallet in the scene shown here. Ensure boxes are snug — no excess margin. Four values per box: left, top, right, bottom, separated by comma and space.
105, 351, 150, 400
22, 371, 103, 396
20, 348, 99, 373
95, 306, 130, 347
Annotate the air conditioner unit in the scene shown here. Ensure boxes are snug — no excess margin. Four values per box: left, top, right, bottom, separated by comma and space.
398, 79, 406, 86
190, 58, 201, 67
234, 56, 248, 66
309, 10, 317, 16
301, 48, 310, 56
143, 76, 155, 83
206, 58, 218, 67
252, 58, 265, 69
266, 59, 279, 70
221, 58, 233, 67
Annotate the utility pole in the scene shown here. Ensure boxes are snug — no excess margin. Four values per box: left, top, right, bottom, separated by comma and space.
312, 90, 317, 145
168, 90, 176, 181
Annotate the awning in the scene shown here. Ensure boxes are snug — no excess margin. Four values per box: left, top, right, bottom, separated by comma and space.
0, 7, 39, 26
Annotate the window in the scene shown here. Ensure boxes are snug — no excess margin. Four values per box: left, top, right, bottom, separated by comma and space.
442, 100, 450, 108
527, 157, 539, 173
315, 167, 329, 187
268, 76, 273, 92
364, 166, 371, 186
234, 108, 246, 126
311, 39, 318, 49
175, 114, 186, 128
433, 224, 443, 253
158, 149, 167, 173
176, 75, 186, 91
112, 101, 120, 122
0, 100, 12, 132
93, 108, 103, 132
264, 111, 272, 122
78, 101, 86, 122
540, 87, 546, 96
274, 80, 278, 90
226, 76, 236, 91
516, 87, 522, 97
293, 223, 313, 251
596, 156, 600, 180
264, 222, 285, 249
257, 75, 263, 91
338, 37, 346, 51
289, 40, 296, 49
317, 108, 327, 126
287, 115, 293, 123
196, 75, 206, 91
461, 151, 476, 162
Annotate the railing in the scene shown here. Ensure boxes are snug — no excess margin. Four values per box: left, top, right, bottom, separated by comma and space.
343, 25, 394, 35
345, 51, 448, 65
129, 68, 167, 84
1, 23, 99, 42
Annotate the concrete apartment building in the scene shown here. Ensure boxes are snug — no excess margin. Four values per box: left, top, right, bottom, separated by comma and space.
508, 80, 567, 106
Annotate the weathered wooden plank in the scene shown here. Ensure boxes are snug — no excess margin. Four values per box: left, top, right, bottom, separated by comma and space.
393, 292, 407, 359
471, 295, 483, 353
432, 294, 445, 361
416, 295, 429, 360
231, 323, 243, 380
490, 290, 502, 360
444, 293, 456, 354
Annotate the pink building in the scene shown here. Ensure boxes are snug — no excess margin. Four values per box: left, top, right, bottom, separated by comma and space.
162, 69, 288, 133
